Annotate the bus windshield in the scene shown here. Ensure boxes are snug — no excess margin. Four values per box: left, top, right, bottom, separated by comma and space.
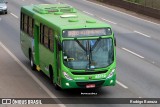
62, 38, 114, 70
0, 0, 5, 3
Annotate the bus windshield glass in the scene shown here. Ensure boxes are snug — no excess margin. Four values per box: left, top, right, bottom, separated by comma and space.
62, 38, 114, 69
0, 0, 5, 3
63, 28, 112, 38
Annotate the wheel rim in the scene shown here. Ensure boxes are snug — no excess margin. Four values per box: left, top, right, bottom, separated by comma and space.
30, 57, 33, 67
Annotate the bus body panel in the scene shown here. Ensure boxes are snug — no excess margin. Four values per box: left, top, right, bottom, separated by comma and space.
20, 31, 32, 59
61, 73, 116, 89
39, 44, 54, 76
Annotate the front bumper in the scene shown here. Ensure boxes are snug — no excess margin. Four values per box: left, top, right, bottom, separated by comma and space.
60, 74, 116, 89
0, 9, 7, 13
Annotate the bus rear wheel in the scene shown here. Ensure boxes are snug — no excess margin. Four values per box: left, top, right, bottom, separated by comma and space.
29, 51, 36, 70
49, 66, 53, 84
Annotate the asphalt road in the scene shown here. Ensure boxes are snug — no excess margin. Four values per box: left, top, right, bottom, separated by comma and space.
0, 0, 160, 107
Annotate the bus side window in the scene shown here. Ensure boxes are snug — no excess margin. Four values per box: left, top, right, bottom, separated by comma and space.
49, 29, 54, 52
28, 17, 34, 38
44, 26, 49, 48
40, 24, 54, 51
24, 15, 28, 33
20, 13, 24, 30
40, 24, 44, 44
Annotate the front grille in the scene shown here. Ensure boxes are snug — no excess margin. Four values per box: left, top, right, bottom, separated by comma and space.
71, 70, 107, 75
76, 80, 105, 88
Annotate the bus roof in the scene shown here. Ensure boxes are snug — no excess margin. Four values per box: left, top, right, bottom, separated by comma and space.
21, 4, 111, 30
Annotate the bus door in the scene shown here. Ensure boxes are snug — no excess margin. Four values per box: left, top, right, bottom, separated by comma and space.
33, 24, 40, 66
56, 39, 61, 84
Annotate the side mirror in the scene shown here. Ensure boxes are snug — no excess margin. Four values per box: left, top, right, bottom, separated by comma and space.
58, 42, 62, 51
5, 2, 8, 4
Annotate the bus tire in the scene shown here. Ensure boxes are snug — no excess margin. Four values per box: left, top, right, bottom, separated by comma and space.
54, 83, 61, 90
49, 66, 53, 84
49, 66, 61, 90
29, 50, 36, 70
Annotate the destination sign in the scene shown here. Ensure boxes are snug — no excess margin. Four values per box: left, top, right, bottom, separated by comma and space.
63, 28, 112, 37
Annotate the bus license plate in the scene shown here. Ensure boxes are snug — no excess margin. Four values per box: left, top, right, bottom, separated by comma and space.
86, 84, 95, 88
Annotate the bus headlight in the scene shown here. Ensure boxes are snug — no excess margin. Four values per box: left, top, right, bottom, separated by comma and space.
63, 72, 73, 80
107, 69, 115, 79
2, 6, 7, 10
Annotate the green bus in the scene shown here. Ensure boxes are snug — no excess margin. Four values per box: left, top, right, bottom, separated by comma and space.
20, 4, 116, 89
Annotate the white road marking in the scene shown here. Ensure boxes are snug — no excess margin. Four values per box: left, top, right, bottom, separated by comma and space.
134, 30, 151, 38
122, 47, 144, 59
83, 11, 93, 16
116, 81, 128, 89
0, 41, 66, 107
152, 61, 155, 64
100, 17, 117, 24
66, 3, 72, 7
83, 0, 160, 26
10, 13, 19, 19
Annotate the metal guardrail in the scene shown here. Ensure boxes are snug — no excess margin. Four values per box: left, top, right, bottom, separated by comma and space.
96, 0, 160, 19
124, 0, 160, 10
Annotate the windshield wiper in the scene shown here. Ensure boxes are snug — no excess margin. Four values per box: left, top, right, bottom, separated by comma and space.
74, 38, 86, 52
88, 37, 102, 69
91, 37, 101, 51
74, 37, 102, 70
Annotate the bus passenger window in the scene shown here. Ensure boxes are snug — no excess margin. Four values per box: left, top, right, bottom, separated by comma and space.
20, 13, 24, 30
40, 24, 44, 44
49, 29, 54, 52
28, 17, 33, 37
44, 26, 49, 48
24, 15, 28, 33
